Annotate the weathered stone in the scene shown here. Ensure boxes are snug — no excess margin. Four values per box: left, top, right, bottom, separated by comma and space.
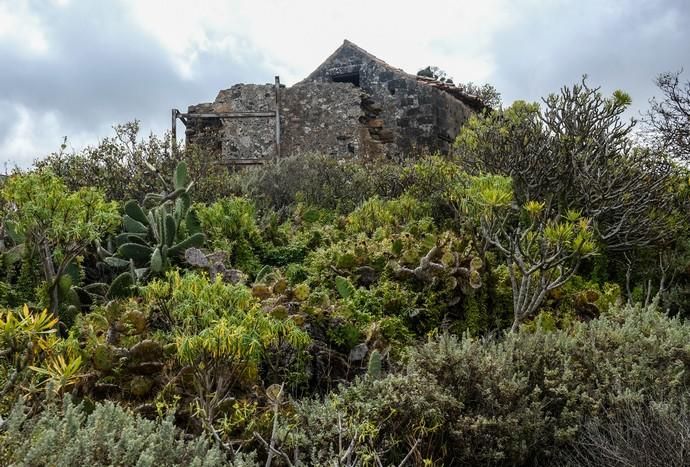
185, 40, 478, 162
349, 343, 369, 362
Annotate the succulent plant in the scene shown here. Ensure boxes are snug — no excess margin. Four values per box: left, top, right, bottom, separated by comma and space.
100, 162, 205, 289
367, 349, 382, 379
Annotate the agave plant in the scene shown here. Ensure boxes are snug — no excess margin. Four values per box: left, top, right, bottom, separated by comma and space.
0, 305, 59, 368
29, 354, 84, 396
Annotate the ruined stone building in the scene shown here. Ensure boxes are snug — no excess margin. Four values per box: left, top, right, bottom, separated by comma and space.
179, 40, 485, 162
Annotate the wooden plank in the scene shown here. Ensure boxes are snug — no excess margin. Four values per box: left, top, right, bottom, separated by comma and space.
222, 158, 266, 166
178, 111, 277, 119
171, 109, 178, 154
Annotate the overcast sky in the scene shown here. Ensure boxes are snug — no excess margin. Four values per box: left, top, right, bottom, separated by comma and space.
1, 0, 688, 168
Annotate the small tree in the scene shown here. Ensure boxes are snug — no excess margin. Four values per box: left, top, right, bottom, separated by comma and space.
456, 78, 677, 253
1, 171, 119, 317
644, 70, 690, 162
455, 175, 596, 331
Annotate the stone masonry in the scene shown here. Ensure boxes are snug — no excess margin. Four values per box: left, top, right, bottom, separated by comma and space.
185, 40, 484, 162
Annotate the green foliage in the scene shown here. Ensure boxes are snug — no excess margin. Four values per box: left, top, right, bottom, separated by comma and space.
286, 302, 690, 465
144, 271, 255, 333
334, 275, 356, 299
105, 162, 205, 284
5, 78, 689, 465
196, 197, 262, 274
0, 397, 232, 466
346, 194, 432, 237
366, 349, 382, 379
0, 305, 59, 369
1, 171, 118, 315
457, 173, 598, 330
33, 122, 178, 202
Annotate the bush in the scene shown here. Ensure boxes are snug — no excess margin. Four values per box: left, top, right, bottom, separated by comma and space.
284, 302, 690, 465
563, 397, 690, 467
0, 397, 238, 466
228, 153, 378, 213
196, 197, 263, 274
33, 122, 247, 204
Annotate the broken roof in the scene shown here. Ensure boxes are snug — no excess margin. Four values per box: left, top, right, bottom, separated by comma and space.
304, 39, 487, 112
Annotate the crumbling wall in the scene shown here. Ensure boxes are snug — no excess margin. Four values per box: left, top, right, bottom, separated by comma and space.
280, 83, 365, 157
186, 82, 398, 161
304, 42, 474, 158
186, 84, 277, 160
185, 41, 475, 161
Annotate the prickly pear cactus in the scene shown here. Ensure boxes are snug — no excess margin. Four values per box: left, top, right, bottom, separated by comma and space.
367, 349, 382, 379
101, 162, 205, 284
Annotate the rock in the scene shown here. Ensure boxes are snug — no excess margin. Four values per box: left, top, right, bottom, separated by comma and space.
185, 247, 210, 268
349, 343, 369, 362
222, 268, 245, 285
355, 266, 378, 287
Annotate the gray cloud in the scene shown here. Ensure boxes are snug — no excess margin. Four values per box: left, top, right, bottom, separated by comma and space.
489, 0, 690, 116
0, 0, 272, 165
1, 0, 689, 167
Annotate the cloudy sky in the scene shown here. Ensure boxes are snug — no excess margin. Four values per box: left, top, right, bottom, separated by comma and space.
1, 0, 688, 168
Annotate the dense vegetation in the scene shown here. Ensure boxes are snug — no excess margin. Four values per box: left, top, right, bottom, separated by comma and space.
1, 75, 690, 466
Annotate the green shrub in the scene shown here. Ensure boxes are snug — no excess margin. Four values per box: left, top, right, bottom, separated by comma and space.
196, 197, 263, 274
0, 397, 238, 466
230, 153, 378, 213
345, 194, 432, 237
284, 302, 690, 465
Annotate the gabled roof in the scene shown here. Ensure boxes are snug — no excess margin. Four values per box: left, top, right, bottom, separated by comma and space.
303, 40, 487, 112
302, 39, 408, 82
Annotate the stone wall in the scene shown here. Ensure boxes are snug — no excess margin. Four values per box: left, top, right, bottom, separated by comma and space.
186, 82, 396, 161
304, 41, 474, 158
184, 41, 476, 162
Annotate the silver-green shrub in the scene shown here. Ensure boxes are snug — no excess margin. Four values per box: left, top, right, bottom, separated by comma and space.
0, 397, 258, 466
285, 302, 690, 465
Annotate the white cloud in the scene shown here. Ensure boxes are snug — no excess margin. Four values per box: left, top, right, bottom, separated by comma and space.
0, 0, 49, 54
120, 0, 517, 84
0, 102, 104, 168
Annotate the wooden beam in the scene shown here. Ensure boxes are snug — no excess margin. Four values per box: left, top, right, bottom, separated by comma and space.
274, 76, 281, 159
171, 109, 178, 154
178, 111, 277, 119
222, 158, 266, 166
